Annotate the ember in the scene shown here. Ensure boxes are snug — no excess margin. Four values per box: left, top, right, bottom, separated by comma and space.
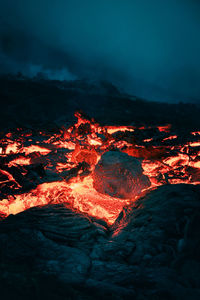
0, 112, 200, 224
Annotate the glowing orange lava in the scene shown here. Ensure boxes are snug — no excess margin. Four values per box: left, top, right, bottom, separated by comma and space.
0, 112, 200, 224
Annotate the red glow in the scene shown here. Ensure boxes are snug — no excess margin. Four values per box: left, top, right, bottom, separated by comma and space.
163, 135, 178, 141
0, 112, 200, 224
191, 131, 200, 136
8, 157, 31, 167
158, 124, 171, 132
106, 126, 135, 135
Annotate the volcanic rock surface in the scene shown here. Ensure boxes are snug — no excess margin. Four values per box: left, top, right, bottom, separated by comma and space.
0, 184, 200, 300
0, 76, 200, 132
93, 151, 150, 198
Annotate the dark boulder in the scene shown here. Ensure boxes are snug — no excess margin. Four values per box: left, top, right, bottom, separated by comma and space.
93, 151, 150, 198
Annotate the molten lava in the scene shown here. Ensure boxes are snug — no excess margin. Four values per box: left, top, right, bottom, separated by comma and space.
0, 112, 200, 224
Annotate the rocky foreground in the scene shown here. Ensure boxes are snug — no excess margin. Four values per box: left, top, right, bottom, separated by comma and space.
0, 184, 200, 300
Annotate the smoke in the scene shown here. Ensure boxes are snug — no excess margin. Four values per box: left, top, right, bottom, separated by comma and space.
0, 0, 200, 102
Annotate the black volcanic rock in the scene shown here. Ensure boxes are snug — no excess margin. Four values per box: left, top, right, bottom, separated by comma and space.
0, 76, 200, 132
0, 184, 200, 299
93, 151, 150, 198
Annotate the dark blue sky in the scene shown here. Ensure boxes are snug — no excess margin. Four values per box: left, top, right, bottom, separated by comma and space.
0, 0, 200, 103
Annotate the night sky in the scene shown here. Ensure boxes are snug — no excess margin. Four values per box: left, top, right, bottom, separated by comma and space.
0, 0, 200, 103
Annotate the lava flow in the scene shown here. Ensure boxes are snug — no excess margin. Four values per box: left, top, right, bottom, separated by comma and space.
0, 111, 200, 224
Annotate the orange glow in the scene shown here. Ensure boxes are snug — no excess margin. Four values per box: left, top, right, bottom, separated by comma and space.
143, 138, 153, 142
5, 142, 20, 154
191, 131, 200, 136
163, 153, 189, 167
22, 145, 51, 155
163, 135, 178, 141
106, 126, 134, 135
158, 124, 171, 132
189, 141, 200, 147
0, 169, 21, 188
8, 157, 31, 167
0, 111, 200, 224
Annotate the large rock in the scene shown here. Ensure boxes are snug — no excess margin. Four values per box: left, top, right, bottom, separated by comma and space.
0, 184, 200, 299
111, 184, 200, 266
93, 151, 150, 198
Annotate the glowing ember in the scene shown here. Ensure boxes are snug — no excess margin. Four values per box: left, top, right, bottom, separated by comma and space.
191, 131, 200, 136
5, 142, 20, 154
163, 135, 178, 141
0, 111, 200, 224
8, 157, 31, 167
158, 124, 171, 132
189, 141, 200, 147
106, 126, 135, 135
22, 145, 51, 155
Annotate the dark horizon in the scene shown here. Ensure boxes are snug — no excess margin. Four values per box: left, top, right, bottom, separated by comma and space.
0, 0, 200, 103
